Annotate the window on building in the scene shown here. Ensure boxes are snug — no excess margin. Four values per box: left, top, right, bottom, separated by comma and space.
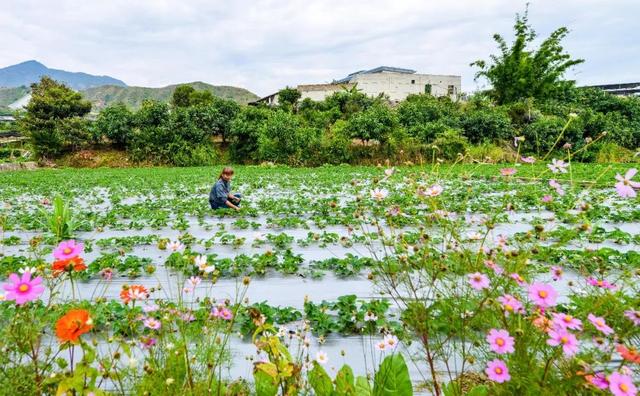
411, 79, 415, 84
448, 85, 456, 95
424, 84, 432, 94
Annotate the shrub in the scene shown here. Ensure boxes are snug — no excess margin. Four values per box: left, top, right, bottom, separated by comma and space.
257, 110, 320, 165
466, 142, 515, 163
94, 103, 134, 147
460, 106, 514, 144
595, 142, 638, 163
317, 120, 352, 165
228, 106, 271, 163
431, 129, 469, 161
346, 103, 396, 143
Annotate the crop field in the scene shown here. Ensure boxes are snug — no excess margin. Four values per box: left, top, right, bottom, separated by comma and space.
0, 163, 638, 395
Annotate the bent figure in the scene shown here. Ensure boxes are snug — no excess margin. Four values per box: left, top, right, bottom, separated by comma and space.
209, 167, 242, 211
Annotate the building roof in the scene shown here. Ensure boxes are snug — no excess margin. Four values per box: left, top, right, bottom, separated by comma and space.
335, 66, 416, 83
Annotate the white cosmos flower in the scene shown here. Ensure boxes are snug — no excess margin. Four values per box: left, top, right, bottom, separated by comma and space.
167, 241, 184, 252
315, 351, 329, 364
19, 266, 38, 275
384, 334, 399, 350
370, 188, 389, 201
375, 340, 387, 352
425, 184, 443, 197
364, 311, 378, 322
384, 168, 395, 177
194, 255, 207, 268
467, 232, 483, 241
128, 358, 138, 369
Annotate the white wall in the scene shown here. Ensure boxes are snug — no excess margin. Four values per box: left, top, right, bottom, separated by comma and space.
352, 72, 461, 102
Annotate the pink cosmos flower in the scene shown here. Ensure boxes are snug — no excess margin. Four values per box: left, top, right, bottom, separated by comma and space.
510, 273, 527, 286
624, 310, 640, 326
498, 294, 524, 316
484, 260, 503, 275
467, 273, 490, 290
541, 194, 553, 203
549, 179, 565, 196
528, 283, 558, 308
551, 313, 583, 331
587, 372, 609, 390
588, 314, 614, 335
370, 188, 389, 201
53, 240, 84, 261
486, 329, 515, 354
521, 156, 536, 164
615, 168, 640, 198
212, 306, 233, 320
143, 317, 161, 330
548, 159, 569, 174
141, 337, 157, 349
550, 266, 563, 281
587, 277, 616, 290
547, 328, 579, 356
500, 168, 517, 177
485, 359, 510, 383
2, 272, 45, 305
608, 372, 637, 396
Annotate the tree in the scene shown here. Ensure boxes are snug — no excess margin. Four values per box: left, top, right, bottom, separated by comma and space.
172, 85, 196, 108
278, 87, 301, 111
471, 7, 584, 104
94, 103, 134, 147
346, 102, 396, 143
19, 76, 91, 158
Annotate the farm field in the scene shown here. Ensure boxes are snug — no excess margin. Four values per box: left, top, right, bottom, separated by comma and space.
0, 163, 639, 395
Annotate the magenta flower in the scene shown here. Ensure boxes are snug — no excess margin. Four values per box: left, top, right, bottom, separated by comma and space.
212, 305, 233, 320
485, 359, 510, 383
510, 273, 527, 286
551, 313, 583, 331
486, 329, 515, 354
586, 277, 616, 290
467, 273, 490, 290
3, 272, 45, 305
588, 372, 609, 389
546, 328, 579, 356
550, 266, 563, 281
608, 372, 637, 396
588, 314, 614, 335
624, 310, 640, 326
614, 168, 640, 198
528, 283, 558, 308
498, 294, 524, 316
53, 240, 84, 261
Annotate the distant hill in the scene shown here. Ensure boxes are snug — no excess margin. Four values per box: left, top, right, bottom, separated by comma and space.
0, 86, 29, 109
81, 81, 259, 110
0, 60, 126, 90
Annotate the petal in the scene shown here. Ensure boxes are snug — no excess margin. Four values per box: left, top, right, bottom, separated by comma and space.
8, 273, 20, 284
20, 271, 31, 283
625, 168, 637, 179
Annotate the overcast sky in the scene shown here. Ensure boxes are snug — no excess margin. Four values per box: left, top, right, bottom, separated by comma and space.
1, 0, 638, 97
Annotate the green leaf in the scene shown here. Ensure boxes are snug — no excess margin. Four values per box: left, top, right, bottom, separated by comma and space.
309, 361, 334, 396
355, 376, 372, 396
335, 364, 356, 395
373, 354, 413, 396
467, 385, 489, 396
254, 364, 278, 396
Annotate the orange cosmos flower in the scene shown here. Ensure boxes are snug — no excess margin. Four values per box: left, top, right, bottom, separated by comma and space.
55, 309, 93, 343
617, 344, 640, 364
52, 257, 87, 275
120, 285, 149, 304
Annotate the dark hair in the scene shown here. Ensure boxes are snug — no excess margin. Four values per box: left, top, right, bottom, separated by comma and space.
219, 167, 234, 179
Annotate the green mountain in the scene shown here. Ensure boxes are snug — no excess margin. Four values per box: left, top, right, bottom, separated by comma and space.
0, 86, 29, 108
81, 81, 259, 110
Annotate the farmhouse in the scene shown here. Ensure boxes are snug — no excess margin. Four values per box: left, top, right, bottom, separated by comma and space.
254, 66, 461, 105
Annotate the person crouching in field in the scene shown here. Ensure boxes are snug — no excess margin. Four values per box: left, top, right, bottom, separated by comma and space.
209, 167, 241, 211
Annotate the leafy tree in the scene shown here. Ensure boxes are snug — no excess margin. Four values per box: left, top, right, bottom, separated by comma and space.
135, 100, 170, 128
471, 8, 584, 104
189, 90, 214, 106
278, 87, 302, 110
19, 77, 91, 158
346, 103, 396, 143
228, 106, 271, 163
172, 85, 196, 108
94, 103, 134, 147
257, 110, 320, 165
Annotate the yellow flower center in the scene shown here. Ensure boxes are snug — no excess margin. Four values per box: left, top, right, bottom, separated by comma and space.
596, 320, 604, 327
505, 304, 513, 312
495, 367, 503, 374
18, 284, 29, 292
63, 247, 72, 254
564, 316, 572, 323
560, 336, 568, 344
496, 338, 505, 346
538, 290, 548, 298
620, 383, 629, 392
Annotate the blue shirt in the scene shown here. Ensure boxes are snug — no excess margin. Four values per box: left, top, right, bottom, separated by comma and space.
209, 179, 230, 206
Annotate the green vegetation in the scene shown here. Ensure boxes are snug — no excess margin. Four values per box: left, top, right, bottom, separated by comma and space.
81, 81, 258, 111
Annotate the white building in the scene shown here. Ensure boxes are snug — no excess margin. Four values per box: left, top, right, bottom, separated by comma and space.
254, 66, 461, 105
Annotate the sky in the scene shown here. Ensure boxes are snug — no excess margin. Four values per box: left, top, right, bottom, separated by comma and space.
1, 0, 638, 97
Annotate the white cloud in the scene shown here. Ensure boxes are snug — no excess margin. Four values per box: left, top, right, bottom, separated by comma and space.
1, 0, 638, 96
